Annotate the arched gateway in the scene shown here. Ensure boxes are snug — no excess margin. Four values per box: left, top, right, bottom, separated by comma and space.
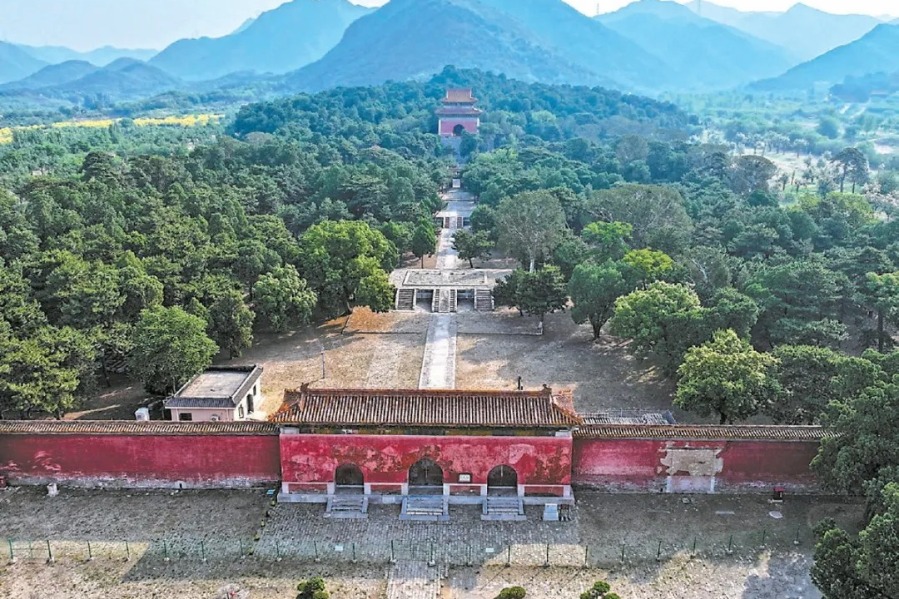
408, 458, 443, 487
487, 465, 518, 493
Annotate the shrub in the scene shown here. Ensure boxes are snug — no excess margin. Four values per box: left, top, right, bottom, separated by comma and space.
497, 586, 527, 599
297, 577, 328, 599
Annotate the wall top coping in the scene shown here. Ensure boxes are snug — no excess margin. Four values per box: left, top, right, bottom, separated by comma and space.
574, 424, 832, 441
0, 420, 280, 436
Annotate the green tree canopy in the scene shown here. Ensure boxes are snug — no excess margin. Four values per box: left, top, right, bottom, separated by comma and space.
497, 190, 567, 272
569, 260, 632, 340
253, 266, 317, 332
129, 306, 217, 394
675, 329, 780, 424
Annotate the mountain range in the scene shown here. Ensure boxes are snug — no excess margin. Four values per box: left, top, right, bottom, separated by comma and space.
598, 0, 795, 90
684, 1, 882, 61
1, 0, 898, 103
752, 23, 899, 92
149, 0, 373, 80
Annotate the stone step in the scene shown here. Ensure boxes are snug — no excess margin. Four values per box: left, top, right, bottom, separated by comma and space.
396, 288, 415, 311
401, 497, 449, 522
325, 495, 368, 519
475, 289, 494, 312
482, 497, 526, 521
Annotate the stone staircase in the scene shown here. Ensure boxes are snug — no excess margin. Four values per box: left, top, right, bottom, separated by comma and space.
433, 289, 457, 314
400, 496, 449, 522
387, 561, 440, 599
395, 288, 415, 311
481, 496, 526, 521
325, 494, 369, 519
475, 289, 494, 312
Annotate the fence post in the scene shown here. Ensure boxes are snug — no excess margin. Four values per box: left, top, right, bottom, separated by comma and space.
28, 541, 33, 559
125, 541, 130, 562
314, 541, 320, 563
760, 529, 767, 546
239, 539, 244, 559
620, 545, 625, 563
726, 534, 734, 555
583, 545, 589, 568
275, 539, 281, 562
8, 539, 14, 564
794, 528, 801, 546
163, 540, 169, 562
46, 540, 54, 564
200, 540, 206, 563
691, 537, 697, 558
656, 540, 662, 562
87, 540, 93, 562
390, 540, 396, 564
543, 543, 550, 568
427, 542, 435, 568
352, 542, 358, 564
466, 544, 472, 567
506, 544, 511, 568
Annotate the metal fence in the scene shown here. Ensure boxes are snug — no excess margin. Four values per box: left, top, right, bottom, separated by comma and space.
5, 527, 807, 567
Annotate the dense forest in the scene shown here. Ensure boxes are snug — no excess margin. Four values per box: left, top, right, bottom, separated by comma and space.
1, 68, 898, 594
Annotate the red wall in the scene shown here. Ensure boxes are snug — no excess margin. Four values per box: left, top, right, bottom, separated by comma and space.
439, 118, 479, 136
0, 434, 281, 488
572, 439, 820, 493
280, 434, 571, 486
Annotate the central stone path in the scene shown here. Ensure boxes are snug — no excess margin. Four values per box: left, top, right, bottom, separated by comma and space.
419, 314, 457, 389
416, 188, 475, 390
386, 561, 440, 599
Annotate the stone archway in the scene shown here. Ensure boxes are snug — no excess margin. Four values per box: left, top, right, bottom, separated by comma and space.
453, 123, 466, 137
487, 465, 518, 494
335, 463, 364, 493
408, 458, 443, 487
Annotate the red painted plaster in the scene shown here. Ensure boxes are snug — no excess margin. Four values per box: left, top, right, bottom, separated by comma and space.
0, 434, 281, 487
717, 441, 820, 491
439, 118, 479, 136
280, 434, 572, 486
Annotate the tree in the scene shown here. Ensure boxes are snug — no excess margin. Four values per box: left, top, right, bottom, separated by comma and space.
729, 155, 777, 196
494, 267, 567, 326
356, 270, 395, 313
609, 282, 708, 374
519, 266, 568, 326
208, 291, 255, 359
676, 329, 780, 424
817, 116, 841, 140
581, 221, 632, 263
768, 345, 845, 424
0, 326, 93, 419
863, 272, 899, 352
580, 580, 621, 599
453, 229, 494, 268
497, 190, 567, 272
252, 266, 317, 332
832, 147, 869, 193
298, 220, 398, 315
129, 306, 217, 394
411, 221, 437, 268
622, 248, 674, 288
569, 261, 632, 339
588, 185, 692, 255
812, 485, 899, 599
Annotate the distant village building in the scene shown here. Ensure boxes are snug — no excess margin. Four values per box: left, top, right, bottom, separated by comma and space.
164, 366, 262, 422
437, 88, 481, 137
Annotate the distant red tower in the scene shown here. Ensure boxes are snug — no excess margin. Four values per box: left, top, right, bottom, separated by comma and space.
437, 88, 481, 137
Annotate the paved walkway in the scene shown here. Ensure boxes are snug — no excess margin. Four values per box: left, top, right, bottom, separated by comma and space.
415, 189, 477, 390
419, 315, 457, 389
387, 561, 440, 599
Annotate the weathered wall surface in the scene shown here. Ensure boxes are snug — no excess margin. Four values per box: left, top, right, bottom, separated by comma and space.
280, 433, 571, 487
438, 118, 479, 136
572, 439, 820, 493
0, 433, 281, 488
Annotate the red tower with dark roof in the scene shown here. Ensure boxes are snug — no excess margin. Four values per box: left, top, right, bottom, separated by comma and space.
437, 88, 481, 137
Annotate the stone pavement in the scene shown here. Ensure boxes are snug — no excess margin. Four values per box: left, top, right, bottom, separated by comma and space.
387, 561, 441, 599
419, 314, 457, 389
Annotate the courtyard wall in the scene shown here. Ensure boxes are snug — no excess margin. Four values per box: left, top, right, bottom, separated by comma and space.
0, 421, 281, 488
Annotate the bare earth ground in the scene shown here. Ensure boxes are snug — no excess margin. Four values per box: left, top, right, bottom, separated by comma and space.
0, 488, 863, 599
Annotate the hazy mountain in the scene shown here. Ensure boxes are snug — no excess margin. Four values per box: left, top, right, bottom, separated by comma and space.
473, 0, 672, 91
47, 59, 182, 100
598, 0, 796, 90
16, 44, 158, 67
0, 60, 99, 91
287, 0, 617, 92
0, 42, 47, 84
685, 1, 881, 61
752, 24, 899, 92
150, 0, 372, 80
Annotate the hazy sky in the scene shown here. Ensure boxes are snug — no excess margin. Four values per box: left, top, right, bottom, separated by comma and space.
0, 0, 895, 51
